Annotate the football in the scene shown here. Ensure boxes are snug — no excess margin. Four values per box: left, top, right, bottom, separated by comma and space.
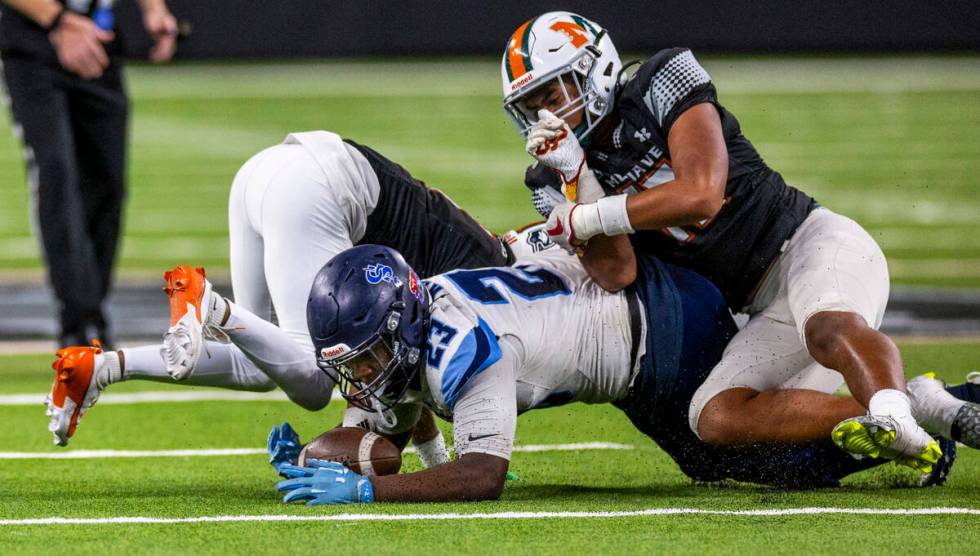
297, 426, 402, 477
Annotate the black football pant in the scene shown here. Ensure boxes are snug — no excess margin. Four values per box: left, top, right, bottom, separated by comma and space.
1, 53, 128, 344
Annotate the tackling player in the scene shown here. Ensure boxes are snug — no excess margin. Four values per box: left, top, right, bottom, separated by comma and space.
267, 242, 978, 505
44, 131, 515, 469
498, 12, 969, 471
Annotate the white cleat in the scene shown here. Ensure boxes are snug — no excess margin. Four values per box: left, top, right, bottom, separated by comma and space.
908, 372, 980, 449
832, 413, 942, 473
908, 373, 963, 438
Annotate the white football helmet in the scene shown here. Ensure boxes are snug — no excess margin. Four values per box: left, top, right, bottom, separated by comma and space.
501, 12, 622, 141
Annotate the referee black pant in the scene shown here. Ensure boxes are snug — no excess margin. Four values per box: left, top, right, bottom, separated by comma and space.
1, 52, 128, 343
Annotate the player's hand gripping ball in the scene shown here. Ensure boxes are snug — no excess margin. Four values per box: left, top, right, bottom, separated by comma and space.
276, 460, 375, 505
296, 426, 401, 476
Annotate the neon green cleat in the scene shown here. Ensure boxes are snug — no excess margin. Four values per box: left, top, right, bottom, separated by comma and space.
832, 415, 942, 474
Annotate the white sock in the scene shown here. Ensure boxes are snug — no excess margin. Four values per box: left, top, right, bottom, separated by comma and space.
120, 345, 169, 381
97, 351, 123, 388
120, 343, 275, 391
868, 389, 913, 419
414, 433, 450, 468
208, 294, 229, 329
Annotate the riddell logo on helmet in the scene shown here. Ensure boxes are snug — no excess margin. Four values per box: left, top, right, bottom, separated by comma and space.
320, 344, 351, 360
511, 73, 534, 91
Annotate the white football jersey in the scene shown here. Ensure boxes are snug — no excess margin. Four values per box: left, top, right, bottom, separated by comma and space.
373, 244, 644, 461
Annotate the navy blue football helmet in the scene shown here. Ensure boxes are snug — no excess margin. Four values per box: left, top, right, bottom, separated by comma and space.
307, 245, 429, 412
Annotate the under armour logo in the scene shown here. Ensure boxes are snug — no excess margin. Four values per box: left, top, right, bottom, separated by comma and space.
634, 128, 651, 142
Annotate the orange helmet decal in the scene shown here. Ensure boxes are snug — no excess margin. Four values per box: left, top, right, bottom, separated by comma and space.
549, 21, 589, 48
505, 17, 537, 82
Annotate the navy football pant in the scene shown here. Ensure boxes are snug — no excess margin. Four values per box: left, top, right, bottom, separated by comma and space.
617, 261, 882, 489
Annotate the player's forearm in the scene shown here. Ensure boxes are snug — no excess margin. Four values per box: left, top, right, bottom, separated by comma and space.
581, 234, 636, 292
2, 0, 63, 28
371, 453, 508, 502
624, 176, 726, 230
625, 102, 729, 230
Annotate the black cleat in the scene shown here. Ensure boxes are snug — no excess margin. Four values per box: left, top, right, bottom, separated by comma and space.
920, 435, 956, 487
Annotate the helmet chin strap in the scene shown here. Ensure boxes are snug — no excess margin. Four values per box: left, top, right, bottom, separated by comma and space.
372, 396, 398, 428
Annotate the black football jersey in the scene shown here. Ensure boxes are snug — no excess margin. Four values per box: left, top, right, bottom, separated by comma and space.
528, 48, 817, 310
346, 140, 514, 278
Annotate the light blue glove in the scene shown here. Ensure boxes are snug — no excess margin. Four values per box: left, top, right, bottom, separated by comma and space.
267, 422, 303, 476
275, 461, 375, 505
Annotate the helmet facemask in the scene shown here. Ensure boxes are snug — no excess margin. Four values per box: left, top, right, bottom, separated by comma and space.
504, 45, 609, 140
316, 303, 421, 413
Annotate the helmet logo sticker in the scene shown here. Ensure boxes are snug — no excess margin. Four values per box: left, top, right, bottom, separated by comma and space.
527, 229, 555, 252
364, 263, 402, 286
550, 21, 589, 48
408, 271, 424, 303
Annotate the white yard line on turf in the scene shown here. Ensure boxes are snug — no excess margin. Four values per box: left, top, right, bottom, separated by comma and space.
0, 443, 635, 460
1, 507, 978, 526
0, 390, 332, 406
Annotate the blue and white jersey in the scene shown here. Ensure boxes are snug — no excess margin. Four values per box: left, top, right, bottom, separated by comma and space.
400, 241, 643, 460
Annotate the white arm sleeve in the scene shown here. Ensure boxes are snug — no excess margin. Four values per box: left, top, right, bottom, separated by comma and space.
450, 342, 519, 461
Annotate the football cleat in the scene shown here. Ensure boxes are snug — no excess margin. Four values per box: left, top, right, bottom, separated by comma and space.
832, 414, 942, 474
162, 265, 225, 380
951, 403, 980, 449
46, 341, 118, 446
165, 265, 213, 327
908, 372, 980, 449
908, 373, 961, 438
920, 435, 957, 487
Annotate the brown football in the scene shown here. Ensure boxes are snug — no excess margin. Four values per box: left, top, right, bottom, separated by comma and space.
297, 426, 401, 477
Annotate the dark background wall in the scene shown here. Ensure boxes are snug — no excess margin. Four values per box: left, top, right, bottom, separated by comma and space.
118, 1, 979, 59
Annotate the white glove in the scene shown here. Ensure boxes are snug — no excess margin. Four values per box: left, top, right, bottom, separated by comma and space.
546, 196, 636, 253
525, 109, 586, 195
544, 201, 584, 253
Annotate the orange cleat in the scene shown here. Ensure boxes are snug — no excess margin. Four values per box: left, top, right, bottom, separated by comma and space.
162, 265, 224, 380
164, 265, 212, 327
46, 340, 112, 446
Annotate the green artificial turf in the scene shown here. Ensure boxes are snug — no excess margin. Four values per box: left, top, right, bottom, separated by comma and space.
0, 341, 977, 554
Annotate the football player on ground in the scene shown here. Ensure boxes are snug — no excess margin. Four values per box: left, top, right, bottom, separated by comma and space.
498, 12, 974, 471
265, 242, 978, 505
44, 131, 516, 469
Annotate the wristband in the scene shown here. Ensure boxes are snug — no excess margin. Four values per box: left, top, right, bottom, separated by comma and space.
46, 6, 67, 31
596, 194, 635, 236
570, 195, 635, 242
